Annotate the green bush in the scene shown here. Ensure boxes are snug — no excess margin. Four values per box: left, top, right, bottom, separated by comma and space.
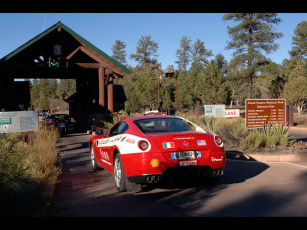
240, 123, 290, 152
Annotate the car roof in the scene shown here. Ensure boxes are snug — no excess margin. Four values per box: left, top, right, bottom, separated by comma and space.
49, 113, 69, 116
124, 115, 180, 122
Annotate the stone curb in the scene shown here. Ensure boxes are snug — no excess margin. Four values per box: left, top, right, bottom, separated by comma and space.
226, 151, 307, 162
290, 126, 307, 131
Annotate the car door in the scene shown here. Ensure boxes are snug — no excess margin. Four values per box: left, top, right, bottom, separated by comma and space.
101, 121, 128, 170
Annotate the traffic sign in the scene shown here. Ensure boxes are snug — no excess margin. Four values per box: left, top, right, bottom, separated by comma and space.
245, 99, 286, 128
53, 44, 62, 55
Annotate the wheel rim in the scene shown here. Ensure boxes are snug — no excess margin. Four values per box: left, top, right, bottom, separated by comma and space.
91, 146, 95, 166
114, 156, 122, 188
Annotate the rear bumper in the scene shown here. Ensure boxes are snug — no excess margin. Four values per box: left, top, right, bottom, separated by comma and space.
127, 166, 224, 184
123, 148, 225, 184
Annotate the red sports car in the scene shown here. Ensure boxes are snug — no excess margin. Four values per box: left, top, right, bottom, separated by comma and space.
89, 115, 225, 192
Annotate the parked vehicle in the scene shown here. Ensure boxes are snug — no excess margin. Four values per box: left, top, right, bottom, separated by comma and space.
46, 113, 76, 132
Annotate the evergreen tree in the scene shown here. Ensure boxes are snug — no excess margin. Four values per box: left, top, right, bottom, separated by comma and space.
30, 79, 39, 108
176, 36, 192, 71
112, 40, 127, 66
56, 79, 76, 101
283, 61, 307, 114
130, 35, 159, 66
222, 13, 283, 99
289, 20, 307, 63
191, 39, 213, 69
199, 59, 229, 105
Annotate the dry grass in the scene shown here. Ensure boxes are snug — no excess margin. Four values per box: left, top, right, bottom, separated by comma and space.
0, 125, 61, 216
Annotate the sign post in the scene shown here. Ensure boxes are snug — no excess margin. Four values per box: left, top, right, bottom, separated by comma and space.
245, 99, 286, 128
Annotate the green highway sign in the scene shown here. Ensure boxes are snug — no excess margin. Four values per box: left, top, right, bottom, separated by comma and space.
0, 118, 11, 125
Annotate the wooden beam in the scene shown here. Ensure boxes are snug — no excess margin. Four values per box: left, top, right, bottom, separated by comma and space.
66, 46, 82, 60
107, 75, 113, 113
75, 63, 103, 69
98, 67, 105, 110
105, 69, 113, 85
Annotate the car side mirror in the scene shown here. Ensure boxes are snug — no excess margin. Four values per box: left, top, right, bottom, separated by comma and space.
95, 130, 105, 136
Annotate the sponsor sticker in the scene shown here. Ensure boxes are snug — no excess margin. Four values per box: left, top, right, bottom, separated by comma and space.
150, 159, 160, 167
125, 137, 135, 144
163, 142, 175, 149
211, 156, 223, 161
179, 160, 197, 166
197, 140, 207, 146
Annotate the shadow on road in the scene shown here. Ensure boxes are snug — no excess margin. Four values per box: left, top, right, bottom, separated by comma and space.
53, 132, 278, 217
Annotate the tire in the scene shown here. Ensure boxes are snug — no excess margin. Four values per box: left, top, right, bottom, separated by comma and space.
114, 153, 127, 192
90, 145, 102, 170
113, 153, 142, 192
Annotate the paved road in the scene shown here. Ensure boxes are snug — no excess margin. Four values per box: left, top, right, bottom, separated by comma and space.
53, 131, 307, 217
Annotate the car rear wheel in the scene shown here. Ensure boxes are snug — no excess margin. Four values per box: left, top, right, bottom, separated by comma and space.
114, 153, 142, 192
91, 145, 101, 170
114, 154, 127, 192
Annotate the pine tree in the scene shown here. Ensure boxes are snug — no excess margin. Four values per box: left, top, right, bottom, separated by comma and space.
223, 13, 283, 99
112, 40, 127, 66
176, 36, 192, 71
191, 39, 213, 69
130, 36, 159, 66
199, 59, 229, 105
283, 61, 307, 114
289, 20, 307, 63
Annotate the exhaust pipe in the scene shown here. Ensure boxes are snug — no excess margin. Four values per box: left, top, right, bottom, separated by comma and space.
145, 175, 160, 183
213, 170, 224, 176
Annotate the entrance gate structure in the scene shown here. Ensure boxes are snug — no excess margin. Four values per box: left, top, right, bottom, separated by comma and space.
0, 21, 131, 129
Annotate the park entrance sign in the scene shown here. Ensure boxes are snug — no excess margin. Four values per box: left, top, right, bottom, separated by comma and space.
245, 99, 286, 128
0, 111, 38, 133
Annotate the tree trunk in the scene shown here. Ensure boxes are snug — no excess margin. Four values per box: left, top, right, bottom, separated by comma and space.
247, 73, 253, 99
247, 13, 253, 99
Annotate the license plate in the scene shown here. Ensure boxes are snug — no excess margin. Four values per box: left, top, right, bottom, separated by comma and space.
59, 123, 65, 127
172, 151, 196, 159
179, 160, 197, 166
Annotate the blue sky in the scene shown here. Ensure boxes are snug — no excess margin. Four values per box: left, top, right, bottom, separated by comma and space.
0, 13, 306, 70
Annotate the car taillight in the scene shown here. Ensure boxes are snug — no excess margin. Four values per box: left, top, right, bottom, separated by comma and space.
49, 120, 53, 124
138, 140, 149, 151
214, 135, 223, 147
71, 118, 75, 122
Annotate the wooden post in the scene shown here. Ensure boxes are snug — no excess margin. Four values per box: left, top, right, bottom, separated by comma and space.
98, 67, 105, 111
107, 74, 113, 113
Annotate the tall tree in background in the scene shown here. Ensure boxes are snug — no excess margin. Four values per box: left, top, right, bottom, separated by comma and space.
223, 13, 283, 99
130, 35, 159, 66
112, 40, 127, 66
283, 61, 307, 114
191, 38, 213, 69
176, 36, 192, 71
289, 20, 307, 63
30, 79, 76, 111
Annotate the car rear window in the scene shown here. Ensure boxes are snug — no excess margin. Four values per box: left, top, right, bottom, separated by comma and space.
133, 118, 193, 133
49, 114, 69, 119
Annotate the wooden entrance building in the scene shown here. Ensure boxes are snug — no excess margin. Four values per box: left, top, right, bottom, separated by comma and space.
0, 21, 131, 127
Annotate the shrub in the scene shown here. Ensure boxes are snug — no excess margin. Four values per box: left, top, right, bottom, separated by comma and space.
240, 122, 290, 152
175, 112, 290, 152
0, 126, 61, 216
